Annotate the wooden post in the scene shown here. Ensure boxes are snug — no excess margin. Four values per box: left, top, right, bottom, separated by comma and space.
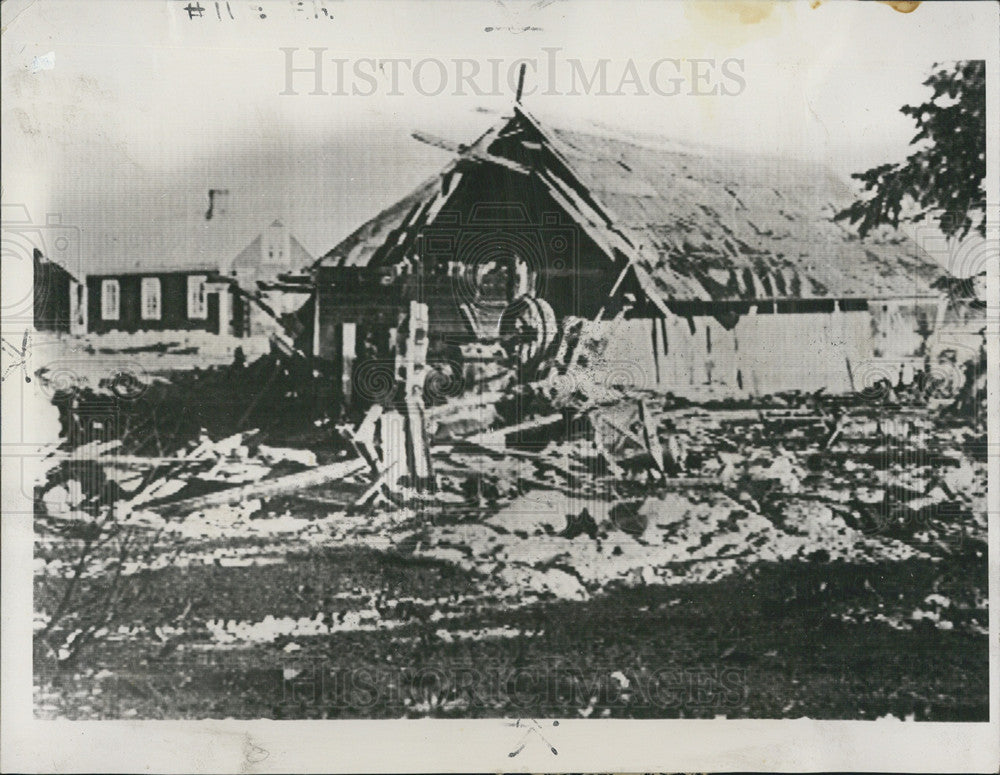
341, 321, 356, 407
312, 287, 321, 357
650, 319, 661, 384
388, 300, 435, 494
379, 408, 408, 491
401, 301, 429, 400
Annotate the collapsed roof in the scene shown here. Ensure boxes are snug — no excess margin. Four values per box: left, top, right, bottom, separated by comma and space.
315, 107, 945, 304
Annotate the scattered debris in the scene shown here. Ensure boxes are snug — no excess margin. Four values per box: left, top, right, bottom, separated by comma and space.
32, 329, 988, 717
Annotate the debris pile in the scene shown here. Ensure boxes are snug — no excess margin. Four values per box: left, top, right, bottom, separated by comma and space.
36, 339, 987, 607
392, 357, 987, 602
31, 319, 988, 722
40, 350, 337, 458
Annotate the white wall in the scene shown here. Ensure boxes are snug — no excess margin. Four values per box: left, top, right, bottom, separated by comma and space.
583, 305, 932, 399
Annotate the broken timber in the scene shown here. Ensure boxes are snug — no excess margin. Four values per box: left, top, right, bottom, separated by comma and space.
347, 300, 437, 506
638, 399, 666, 479
389, 300, 435, 493
149, 456, 368, 515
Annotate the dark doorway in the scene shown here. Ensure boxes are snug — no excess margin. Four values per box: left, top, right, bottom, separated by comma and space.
231, 293, 246, 337
207, 293, 220, 334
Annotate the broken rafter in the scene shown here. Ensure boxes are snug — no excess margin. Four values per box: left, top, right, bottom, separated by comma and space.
410, 131, 467, 155
409, 111, 669, 323
513, 108, 682, 322
360, 119, 510, 269
508, 115, 676, 321
532, 167, 620, 260
411, 130, 531, 176
457, 152, 531, 176
535, 169, 676, 322
496, 125, 528, 141
515, 106, 638, 250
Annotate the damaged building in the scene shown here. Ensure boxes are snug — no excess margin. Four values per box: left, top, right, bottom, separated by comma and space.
293, 103, 947, 405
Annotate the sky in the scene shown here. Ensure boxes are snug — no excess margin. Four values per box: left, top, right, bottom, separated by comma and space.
1, 0, 996, 276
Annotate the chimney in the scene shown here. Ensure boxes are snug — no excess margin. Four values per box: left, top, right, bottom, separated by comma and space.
205, 188, 230, 220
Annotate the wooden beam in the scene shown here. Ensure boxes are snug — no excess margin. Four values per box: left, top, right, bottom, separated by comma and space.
150, 456, 368, 515
466, 412, 565, 448
411, 130, 466, 154
459, 151, 531, 176
515, 105, 638, 249
412, 130, 531, 176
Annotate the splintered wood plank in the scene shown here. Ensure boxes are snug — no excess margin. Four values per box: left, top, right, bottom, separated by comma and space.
149, 457, 368, 515
638, 398, 666, 474
379, 409, 408, 491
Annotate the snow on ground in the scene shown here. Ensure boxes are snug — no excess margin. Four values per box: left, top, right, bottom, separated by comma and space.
415, 488, 926, 600
34, 331, 273, 392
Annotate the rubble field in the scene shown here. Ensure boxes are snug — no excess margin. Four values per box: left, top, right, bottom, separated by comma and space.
32, 351, 989, 720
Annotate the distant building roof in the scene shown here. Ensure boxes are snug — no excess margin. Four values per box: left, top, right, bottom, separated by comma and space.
34, 247, 82, 284
229, 220, 315, 276
84, 217, 313, 279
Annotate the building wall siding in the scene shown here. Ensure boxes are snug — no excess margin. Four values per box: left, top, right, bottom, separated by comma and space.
86, 271, 221, 334
590, 307, 938, 399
